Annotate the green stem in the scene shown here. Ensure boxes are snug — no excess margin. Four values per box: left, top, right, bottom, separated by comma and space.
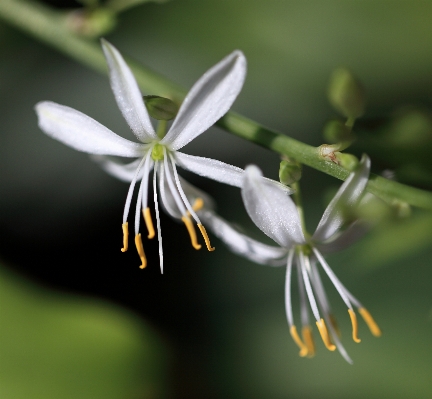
1, 0, 432, 210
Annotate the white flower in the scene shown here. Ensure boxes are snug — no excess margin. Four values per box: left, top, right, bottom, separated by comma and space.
207, 155, 381, 363
35, 40, 287, 274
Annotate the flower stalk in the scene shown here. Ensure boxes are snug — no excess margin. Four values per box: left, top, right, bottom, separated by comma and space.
1, 0, 432, 209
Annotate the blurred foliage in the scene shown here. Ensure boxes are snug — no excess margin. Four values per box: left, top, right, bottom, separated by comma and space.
0, 263, 167, 399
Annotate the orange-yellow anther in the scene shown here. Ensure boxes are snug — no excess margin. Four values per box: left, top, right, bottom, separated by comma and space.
290, 326, 308, 357
143, 207, 155, 239
181, 216, 202, 250
329, 313, 341, 337
198, 224, 215, 251
359, 308, 382, 337
121, 222, 129, 252
302, 326, 316, 357
348, 309, 361, 343
192, 198, 204, 212
134, 234, 147, 269
316, 319, 336, 351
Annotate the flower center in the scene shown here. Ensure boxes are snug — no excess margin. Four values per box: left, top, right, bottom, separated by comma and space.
151, 143, 165, 161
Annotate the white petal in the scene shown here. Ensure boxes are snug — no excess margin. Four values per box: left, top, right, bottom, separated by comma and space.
315, 220, 369, 253
174, 152, 244, 187
199, 209, 288, 266
91, 156, 144, 182
174, 152, 293, 193
242, 165, 305, 248
161, 50, 246, 150
35, 101, 144, 157
313, 154, 371, 242
101, 39, 157, 142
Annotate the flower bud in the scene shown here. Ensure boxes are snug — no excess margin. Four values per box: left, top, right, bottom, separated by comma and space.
279, 160, 302, 185
144, 96, 179, 121
328, 68, 365, 119
323, 120, 355, 143
335, 153, 358, 171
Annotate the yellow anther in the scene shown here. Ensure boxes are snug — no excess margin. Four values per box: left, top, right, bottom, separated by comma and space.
134, 234, 147, 269
192, 198, 204, 212
359, 308, 382, 337
316, 319, 336, 351
197, 224, 215, 251
121, 222, 129, 252
329, 313, 341, 337
348, 309, 361, 343
302, 326, 316, 357
143, 207, 155, 239
181, 216, 202, 250
290, 326, 308, 357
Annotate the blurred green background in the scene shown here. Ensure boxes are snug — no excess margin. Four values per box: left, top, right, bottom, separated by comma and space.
1, 0, 432, 398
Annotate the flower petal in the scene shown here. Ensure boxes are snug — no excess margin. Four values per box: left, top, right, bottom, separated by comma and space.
174, 152, 293, 193
101, 39, 157, 142
91, 156, 147, 182
313, 154, 371, 242
242, 165, 305, 248
161, 50, 246, 150
174, 152, 244, 187
35, 101, 144, 157
199, 209, 288, 266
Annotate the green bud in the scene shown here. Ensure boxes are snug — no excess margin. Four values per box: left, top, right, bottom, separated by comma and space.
323, 119, 355, 144
387, 108, 432, 146
66, 8, 116, 37
335, 153, 358, 171
328, 67, 365, 119
144, 96, 179, 121
279, 160, 302, 185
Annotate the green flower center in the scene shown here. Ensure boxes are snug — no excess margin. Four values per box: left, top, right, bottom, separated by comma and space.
151, 143, 165, 161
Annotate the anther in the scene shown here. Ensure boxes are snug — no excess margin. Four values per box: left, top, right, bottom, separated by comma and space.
134, 234, 147, 269
181, 216, 202, 250
143, 207, 155, 239
290, 326, 308, 357
316, 319, 336, 351
348, 309, 361, 343
359, 308, 382, 337
197, 224, 215, 251
121, 222, 129, 252
192, 198, 204, 212
302, 326, 316, 357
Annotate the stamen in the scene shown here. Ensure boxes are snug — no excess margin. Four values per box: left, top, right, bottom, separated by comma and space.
348, 309, 361, 343
290, 326, 308, 357
197, 224, 215, 251
316, 319, 336, 351
302, 325, 315, 357
192, 198, 204, 212
134, 234, 147, 269
143, 207, 155, 239
329, 314, 341, 337
121, 222, 129, 252
359, 308, 382, 337
181, 216, 202, 250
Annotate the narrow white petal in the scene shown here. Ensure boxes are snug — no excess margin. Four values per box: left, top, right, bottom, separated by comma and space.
299, 252, 321, 322
36, 102, 143, 157
101, 39, 156, 142
158, 163, 182, 219
313, 155, 371, 242
242, 165, 304, 248
284, 250, 295, 326
175, 152, 293, 193
175, 151, 243, 187
315, 220, 368, 253
161, 50, 246, 150
153, 163, 164, 274
91, 156, 144, 182
199, 209, 288, 266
